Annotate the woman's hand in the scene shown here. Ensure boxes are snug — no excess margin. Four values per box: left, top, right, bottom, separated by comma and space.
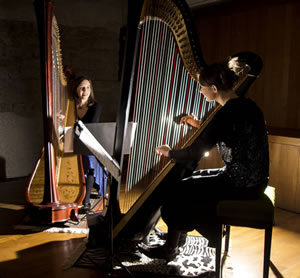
155, 145, 171, 157
180, 113, 201, 128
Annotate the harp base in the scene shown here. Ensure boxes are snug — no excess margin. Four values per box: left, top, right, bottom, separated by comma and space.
27, 202, 79, 224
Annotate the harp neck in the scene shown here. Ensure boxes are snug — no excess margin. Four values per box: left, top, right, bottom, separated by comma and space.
141, 0, 206, 80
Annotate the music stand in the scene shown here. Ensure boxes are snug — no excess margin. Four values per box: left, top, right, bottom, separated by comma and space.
68, 120, 136, 277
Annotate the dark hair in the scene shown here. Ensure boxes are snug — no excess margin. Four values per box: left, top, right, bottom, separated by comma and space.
72, 76, 95, 106
199, 58, 241, 91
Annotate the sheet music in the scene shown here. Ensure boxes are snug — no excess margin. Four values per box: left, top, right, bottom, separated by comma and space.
74, 120, 121, 181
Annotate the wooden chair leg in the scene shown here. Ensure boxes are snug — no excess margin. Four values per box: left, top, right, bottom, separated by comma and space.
224, 225, 230, 252
215, 224, 224, 278
263, 225, 272, 278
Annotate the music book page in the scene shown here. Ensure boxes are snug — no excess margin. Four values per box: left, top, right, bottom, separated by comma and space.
74, 120, 121, 181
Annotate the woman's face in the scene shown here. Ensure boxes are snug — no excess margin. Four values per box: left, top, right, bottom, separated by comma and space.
200, 84, 217, 101
76, 79, 91, 103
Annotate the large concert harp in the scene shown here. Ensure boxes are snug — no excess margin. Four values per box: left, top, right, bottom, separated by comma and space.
107, 0, 212, 241
106, 0, 263, 242
25, 0, 85, 223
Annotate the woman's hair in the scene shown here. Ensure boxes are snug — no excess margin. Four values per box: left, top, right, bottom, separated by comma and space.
73, 76, 95, 106
199, 57, 244, 91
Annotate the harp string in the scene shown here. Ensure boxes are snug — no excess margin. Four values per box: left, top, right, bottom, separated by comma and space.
142, 22, 164, 178
52, 16, 67, 180
51, 16, 69, 183
120, 18, 213, 213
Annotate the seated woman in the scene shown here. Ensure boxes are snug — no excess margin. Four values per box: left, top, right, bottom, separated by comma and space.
73, 76, 109, 212
138, 57, 269, 262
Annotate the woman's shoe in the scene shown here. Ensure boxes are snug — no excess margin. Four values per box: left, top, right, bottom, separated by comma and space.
79, 202, 91, 213
154, 227, 167, 240
154, 227, 187, 247
137, 243, 179, 262
84, 202, 91, 211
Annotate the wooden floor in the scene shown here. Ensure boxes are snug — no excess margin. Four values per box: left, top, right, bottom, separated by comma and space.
0, 177, 300, 278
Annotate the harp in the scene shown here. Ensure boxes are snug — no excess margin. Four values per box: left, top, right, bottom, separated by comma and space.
25, 0, 85, 223
102, 0, 263, 242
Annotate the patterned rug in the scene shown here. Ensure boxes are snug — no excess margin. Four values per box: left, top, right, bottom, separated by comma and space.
74, 234, 233, 277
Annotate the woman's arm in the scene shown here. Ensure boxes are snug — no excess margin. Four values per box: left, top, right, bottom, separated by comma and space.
156, 112, 220, 162
89, 103, 101, 123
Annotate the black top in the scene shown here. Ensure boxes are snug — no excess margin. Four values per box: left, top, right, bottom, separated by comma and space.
169, 97, 269, 188
80, 103, 101, 124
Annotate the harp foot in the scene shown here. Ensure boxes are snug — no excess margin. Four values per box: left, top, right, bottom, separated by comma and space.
27, 202, 79, 224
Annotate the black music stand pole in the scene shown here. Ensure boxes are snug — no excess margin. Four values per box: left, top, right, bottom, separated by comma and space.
73, 124, 133, 277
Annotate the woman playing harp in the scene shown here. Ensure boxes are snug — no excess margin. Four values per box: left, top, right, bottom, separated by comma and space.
138, 57, 269, 262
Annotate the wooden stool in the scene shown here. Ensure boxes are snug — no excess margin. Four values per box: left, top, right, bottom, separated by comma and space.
215, 185, 275, 278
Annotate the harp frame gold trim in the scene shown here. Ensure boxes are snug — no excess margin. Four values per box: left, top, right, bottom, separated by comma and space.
141, 0, 203, 81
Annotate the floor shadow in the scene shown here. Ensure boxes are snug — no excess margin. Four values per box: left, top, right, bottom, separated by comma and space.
0, 207, 28, 235
270, 260, 284, 278
0, 237, 91, 278
0, 176, 31, 235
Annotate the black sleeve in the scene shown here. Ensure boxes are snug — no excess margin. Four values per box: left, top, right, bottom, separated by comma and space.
169, 112, 220, 162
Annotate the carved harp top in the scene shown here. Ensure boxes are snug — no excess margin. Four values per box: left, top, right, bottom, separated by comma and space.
141, 0, 206, 81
